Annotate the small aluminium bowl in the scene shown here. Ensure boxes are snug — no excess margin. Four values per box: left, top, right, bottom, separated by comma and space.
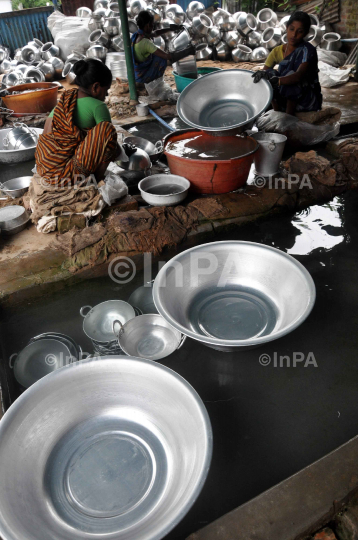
113, 314, 186, 360
139, 174, 190, 206
0, 176, 31, 199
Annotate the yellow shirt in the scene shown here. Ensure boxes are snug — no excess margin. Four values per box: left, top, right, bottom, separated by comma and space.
265, 45, 285, 69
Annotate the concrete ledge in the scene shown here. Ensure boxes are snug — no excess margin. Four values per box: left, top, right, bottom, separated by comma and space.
187, 435, 358, 540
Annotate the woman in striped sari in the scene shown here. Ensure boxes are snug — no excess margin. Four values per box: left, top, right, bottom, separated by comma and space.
36, 59, 122, 186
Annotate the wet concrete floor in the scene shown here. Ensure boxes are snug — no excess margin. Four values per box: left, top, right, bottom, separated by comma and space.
1, 188, 358, 538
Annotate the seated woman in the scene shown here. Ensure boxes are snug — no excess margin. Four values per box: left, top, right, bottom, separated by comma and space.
132, 10, 195, 85
252, 11, 322, 115
36, 59, 124, 185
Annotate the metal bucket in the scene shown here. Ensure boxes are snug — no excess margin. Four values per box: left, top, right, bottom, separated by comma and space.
251, 132, 287, 176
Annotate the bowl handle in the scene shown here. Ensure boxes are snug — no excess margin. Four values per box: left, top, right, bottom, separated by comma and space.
154, 140, 163, 153
80, 305, 92, 318
113, 319, 124, 340
177, 334, 187, 350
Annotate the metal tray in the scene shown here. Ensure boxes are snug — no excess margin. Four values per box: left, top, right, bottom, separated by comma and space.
0, 357, 212, 540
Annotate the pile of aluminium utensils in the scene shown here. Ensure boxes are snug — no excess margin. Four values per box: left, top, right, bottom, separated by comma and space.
0, 0, 341, 89
74, 0, 341, 81
0, 39, 64, 88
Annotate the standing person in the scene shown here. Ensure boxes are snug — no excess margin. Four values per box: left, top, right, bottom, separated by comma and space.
132, 10, 195, 84
37, 59, 126, 185
252, 11, 322, 115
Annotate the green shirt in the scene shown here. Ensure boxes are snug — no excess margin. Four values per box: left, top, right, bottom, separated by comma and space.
49, 96, 111, 130
134, 38, 158, 63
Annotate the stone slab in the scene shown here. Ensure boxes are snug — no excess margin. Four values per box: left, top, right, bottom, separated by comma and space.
187, 435, 358, 540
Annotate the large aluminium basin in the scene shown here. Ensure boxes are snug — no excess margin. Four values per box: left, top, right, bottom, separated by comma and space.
177, 69, 273, 135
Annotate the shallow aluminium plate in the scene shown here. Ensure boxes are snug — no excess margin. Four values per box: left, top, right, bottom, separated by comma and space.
0, 357, 212, 540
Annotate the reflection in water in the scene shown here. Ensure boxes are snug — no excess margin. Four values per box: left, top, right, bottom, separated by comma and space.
287, 198, 346, 256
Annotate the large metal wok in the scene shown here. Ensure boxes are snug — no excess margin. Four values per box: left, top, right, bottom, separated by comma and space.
0, 357, 212, 540
177, 69, 273, 135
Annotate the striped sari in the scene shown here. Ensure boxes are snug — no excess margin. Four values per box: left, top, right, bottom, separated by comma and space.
35, 89, 118, 186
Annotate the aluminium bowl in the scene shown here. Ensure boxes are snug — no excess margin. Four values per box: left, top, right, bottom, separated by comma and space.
196, 43, 213, 60
13, 339, 74, 388
103, 17, 121, 36
169, 28, 192, 52
186, 0, 204, 20
165, 4, 185, 25
94, 0, 109, 8
128, 282, 158, 314
89, 29, 111, 47
191, 14, 212, 36
0, 127, 43, 163
279, 15, 291, 32
123, 135, 163, 163
309, 13, 320, 26
130, 0, 147, 16
41, 42, 60, 61
175, 54, 197, 77
256, 8, 277, 31
62, 63, 77, 84
29, 332, 82, 360
250, 46, 269, 62
80, 300, 136, 343
321, 32, 341, 51
232, 44, 251, 62
261, 26, 282, 49
0, 176, 31, 199
86, 45, 108, 60
237, 12, 257, 36
0, 205, 29, 230
153, 241, 316, 351
304, 25, 323, 47
138, 173, 190, 206
246, 30, 262, 49
111, 36, 125, 51
217, 15, 236, 32
215, 41, 230, 61
177, 69, 273, 135
113, 314, 185, 360
223, 30, 242, 48
0, 356, 212, 540
206, 26, 222, 46
76, 6, 93, 17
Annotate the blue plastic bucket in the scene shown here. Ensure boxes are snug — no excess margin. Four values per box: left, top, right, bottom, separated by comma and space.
173, 67, 222, 93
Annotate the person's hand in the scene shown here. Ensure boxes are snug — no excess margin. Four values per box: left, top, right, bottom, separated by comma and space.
269, 75, 279, 88
252, 70, 279, 88
252, 70, 269, 84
